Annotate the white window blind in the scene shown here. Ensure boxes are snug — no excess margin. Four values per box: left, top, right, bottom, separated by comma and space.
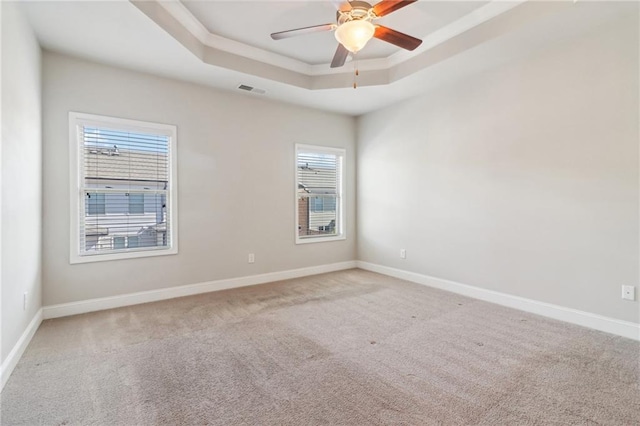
70, 113, 178, 263
296, 145, 345, 243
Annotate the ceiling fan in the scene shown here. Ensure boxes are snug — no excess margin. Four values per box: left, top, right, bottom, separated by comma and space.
271, 0, 423, 68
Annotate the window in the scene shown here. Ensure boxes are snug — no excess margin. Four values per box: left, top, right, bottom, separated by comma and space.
86, 192, 105, 215
295, 144, 345, 243
127, 236, 139, 248
69, 112, 178, 263
310, 196, 336, 213
128, 193, 144, 214
113, 236, 126, 250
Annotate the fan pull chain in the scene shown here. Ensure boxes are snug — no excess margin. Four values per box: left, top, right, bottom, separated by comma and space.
353, 55, 359, 89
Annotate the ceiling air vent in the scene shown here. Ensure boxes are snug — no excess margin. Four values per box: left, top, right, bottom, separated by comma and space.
237, 84, 266, 95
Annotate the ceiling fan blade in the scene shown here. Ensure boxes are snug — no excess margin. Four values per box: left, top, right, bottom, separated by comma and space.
271, 23, 336, 40
374, 25, 422, 51
372, 0, 417, 18
330, 44, 349, 68
330, 0, 352, 12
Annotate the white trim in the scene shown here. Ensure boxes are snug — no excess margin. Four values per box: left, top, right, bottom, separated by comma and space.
296, 235, 347, 245
43, 261, 357, 319
71, 245, 177, 264
357, 261, 640, 341
68, 112, 179, 264
1, 309, 43, 392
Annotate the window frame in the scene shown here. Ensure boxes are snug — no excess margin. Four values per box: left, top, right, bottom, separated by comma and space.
69, 112, 179, 264
295, 144, 346, 245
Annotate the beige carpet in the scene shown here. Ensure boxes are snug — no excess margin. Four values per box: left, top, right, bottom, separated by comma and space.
1, 269, 639, 425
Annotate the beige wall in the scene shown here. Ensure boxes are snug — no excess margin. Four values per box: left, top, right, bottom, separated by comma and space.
42, 52, 356, 306
1, 2, 43, 363
357, 18, 639, 323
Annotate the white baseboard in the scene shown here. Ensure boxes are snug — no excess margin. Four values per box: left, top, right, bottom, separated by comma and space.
1, 308, 43, 392
43, 261, 358, 320
357, 261, 640, 341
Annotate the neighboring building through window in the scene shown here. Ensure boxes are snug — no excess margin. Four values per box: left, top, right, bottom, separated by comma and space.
295, 144, 345, 243
69, 112, 178, 263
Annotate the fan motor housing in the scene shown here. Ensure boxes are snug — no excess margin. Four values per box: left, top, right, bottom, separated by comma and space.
336, 1, 375, 25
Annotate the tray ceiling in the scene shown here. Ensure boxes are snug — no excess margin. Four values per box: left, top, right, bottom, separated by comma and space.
20, 1, 638, 115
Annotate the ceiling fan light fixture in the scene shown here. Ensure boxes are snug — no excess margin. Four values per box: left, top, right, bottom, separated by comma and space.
334, 19, 375, 53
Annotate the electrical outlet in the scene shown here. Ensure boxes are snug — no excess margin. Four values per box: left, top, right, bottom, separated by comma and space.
622, 285, 635, 301
23, 292, 28, 311
400, 249, 406, 259
248, 253, 255, 264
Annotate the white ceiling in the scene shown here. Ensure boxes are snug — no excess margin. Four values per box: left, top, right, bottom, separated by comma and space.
19, 1, 637, 116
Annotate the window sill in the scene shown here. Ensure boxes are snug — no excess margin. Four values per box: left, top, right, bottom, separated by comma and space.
295, 235, 346, 245
70, 246, 178, 264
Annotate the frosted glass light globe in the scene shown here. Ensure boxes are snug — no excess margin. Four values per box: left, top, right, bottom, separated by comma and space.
334, 20, 375, 53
